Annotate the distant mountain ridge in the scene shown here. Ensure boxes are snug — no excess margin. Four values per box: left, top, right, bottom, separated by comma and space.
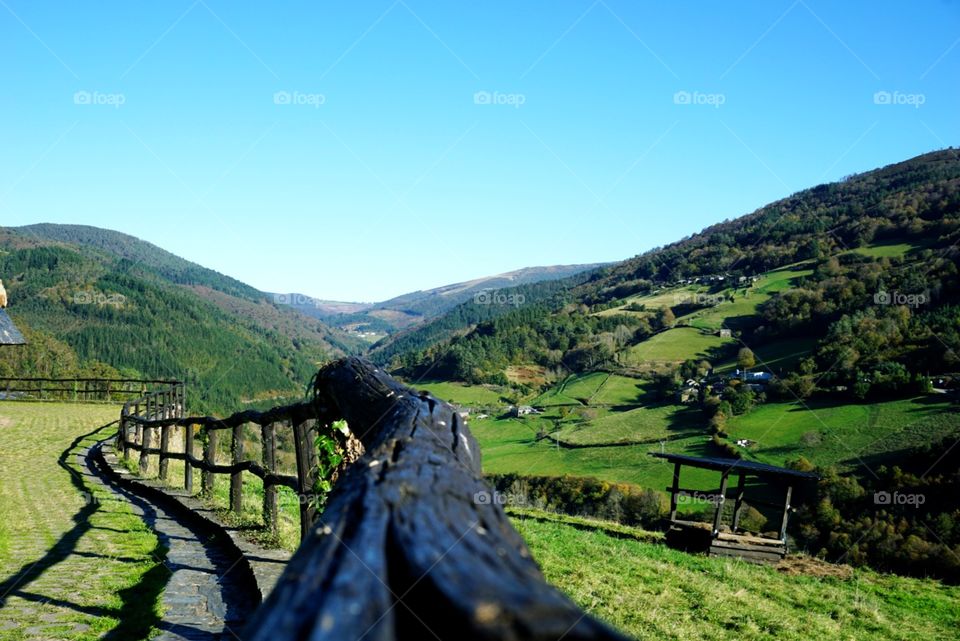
281, 263, 608, 335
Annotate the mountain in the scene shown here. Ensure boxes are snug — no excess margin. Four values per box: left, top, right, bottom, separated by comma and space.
394, 149, 960, 391
272, 263, 607, 341
0, 225, 362, 412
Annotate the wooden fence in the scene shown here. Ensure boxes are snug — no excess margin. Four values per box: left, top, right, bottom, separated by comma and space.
0, 377, 180, 403
117, 381, 329, 539
118, 358, 629, 640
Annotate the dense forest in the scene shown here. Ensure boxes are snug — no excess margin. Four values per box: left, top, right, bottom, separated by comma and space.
0, 230, 354, 412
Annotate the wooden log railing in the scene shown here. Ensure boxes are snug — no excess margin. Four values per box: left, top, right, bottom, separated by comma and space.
0, 376, 180, 403
117, 358, 630, 639
117, 383, 330, 539
244, 357, 630, 641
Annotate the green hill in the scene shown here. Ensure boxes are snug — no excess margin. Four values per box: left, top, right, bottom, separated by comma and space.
0, 226, 358, 412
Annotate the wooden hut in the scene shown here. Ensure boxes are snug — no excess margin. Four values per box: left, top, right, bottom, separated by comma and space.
651, 452, 818, 563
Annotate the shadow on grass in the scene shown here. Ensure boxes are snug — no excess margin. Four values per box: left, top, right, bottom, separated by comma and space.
0, 423, 176, 640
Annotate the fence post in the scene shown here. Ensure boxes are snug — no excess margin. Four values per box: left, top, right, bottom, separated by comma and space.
139, 408, 152, 476
159, 392, 170, 481
230, 424, 244, 514
202, 426, 218, 496
293, 418, 319, 540
184, 423, 194, 493
261, 422, 278, 535
120, 403, 130, 459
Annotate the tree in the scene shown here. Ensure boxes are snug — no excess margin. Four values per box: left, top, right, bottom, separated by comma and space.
737, 347, 756, 371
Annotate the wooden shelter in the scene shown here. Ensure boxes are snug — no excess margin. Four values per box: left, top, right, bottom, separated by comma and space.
651, 452, 818, 563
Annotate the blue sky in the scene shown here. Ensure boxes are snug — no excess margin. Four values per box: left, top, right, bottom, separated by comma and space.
1, 1, 958, 301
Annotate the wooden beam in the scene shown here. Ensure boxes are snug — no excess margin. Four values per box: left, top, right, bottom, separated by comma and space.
668, 461, 681, 521
712, 471, 729, 536
244, 357, 629, 641
779, 484, 793, 542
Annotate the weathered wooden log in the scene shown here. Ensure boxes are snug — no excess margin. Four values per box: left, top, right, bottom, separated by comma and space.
244, 357, 631, 641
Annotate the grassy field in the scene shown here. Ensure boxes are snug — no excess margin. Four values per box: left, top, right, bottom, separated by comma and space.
513, 513, 960, 640
554, 403, 703, 446
412, 380, 508, 406
623, 327, 732, 365
725, 396, 960, 471
713, 336, 818, 373
0, 402, 166, 640
849, 242, 919, 258
686, 266, 814, 332
471, 416, 722, 492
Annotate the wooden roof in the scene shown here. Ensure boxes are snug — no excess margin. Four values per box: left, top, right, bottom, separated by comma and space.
649, 452, 819, 482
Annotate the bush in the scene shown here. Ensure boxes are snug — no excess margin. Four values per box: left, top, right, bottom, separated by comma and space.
487, 473, 665, 528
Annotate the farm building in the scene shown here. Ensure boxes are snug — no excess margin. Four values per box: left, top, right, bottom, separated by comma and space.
510, 405, 541, 417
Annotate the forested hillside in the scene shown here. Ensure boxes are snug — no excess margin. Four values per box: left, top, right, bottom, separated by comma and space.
0, 227, 355, 412
397, 149, 960, 393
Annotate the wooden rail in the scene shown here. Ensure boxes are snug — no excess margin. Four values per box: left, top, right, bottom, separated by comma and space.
117, 382, 336, 539
0, 377, 180, 403
245, 357, 629, 641
117, 358, 629, 639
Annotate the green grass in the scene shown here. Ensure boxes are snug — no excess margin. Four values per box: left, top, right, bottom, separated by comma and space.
412, 380, 507, 406
513, 515, 960, 640
850, 242, 918, 258
472, 416, 721, 493
554, 403, 703, 446
560, 372, 610, 402
0, 402, 167, 640
687, 266, 814, 332
714, 337, 818, 373
725, 396, 960, 470
624, 327, 733, 364
590, 374, 646, 406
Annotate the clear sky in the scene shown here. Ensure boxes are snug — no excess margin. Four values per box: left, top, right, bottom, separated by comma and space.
1, 1, 958, 301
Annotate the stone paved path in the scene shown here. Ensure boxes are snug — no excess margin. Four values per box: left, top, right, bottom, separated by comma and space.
0, 404, 260, 640
89, 442, 259, 640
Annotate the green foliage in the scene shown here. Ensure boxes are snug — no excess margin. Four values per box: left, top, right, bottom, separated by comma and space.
0, 236, 342, 413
